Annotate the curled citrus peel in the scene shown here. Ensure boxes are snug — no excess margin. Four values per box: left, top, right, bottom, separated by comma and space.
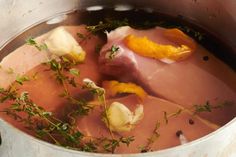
163, 28, 196, 50
124, 28, 196, 62
102, 80, 147, 100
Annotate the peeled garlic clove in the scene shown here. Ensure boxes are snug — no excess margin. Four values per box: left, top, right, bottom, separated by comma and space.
107, 102, 133, 132
105, 102, 144, 132
45, 27, 86, 62
131, 104, 144, 125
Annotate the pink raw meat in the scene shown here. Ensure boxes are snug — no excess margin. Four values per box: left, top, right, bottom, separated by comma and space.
77, 94, 217, 153
99, 26, 236, 125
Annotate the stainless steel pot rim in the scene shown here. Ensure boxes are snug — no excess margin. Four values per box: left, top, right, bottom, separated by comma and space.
1, 117, 235, 156
0, 5, 173, 51
0, 9, 235, 156
0, 10, 76, 51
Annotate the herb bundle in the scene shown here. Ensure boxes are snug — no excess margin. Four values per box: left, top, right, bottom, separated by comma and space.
0, 88, 90, 150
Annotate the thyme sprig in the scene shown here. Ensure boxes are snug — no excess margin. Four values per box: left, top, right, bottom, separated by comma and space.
193, 101, 233, 114
44, 59, 134, 153
15, 75, 30, 85
86, 18, 204, 42
62, 91, 92, 117
86, 18, 129, 34
108, 45, 120, 60
46, 57, 77, 85
140, 121, 160, 153
25, 37, 48, 51
0, 85, 17, 103
0, 89, 86, 147
82, 79, 135, 153
162, 100, 233, 124
163, 109, 183, 124
76, 32, 93, 44
101, 136, 134, 153
0, 86, 134, 153
82, 79, 113, 136
76, 32, 86, 40
45, 57, 94, 117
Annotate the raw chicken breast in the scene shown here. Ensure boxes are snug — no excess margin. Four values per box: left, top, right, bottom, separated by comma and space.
99, 26, 236, 125
0, 25, 105, 132
77, 94, 218, 153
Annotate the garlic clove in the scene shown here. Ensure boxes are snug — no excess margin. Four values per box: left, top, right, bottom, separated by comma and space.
131, 104, 144, 125
45, 27, 86, 62
107, 102, 133, 132
106, 102, 144, 132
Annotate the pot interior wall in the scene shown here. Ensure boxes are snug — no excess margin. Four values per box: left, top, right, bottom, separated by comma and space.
0, 1, 235, 157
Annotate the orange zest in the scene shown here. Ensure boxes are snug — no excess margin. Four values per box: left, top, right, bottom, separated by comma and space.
163, 28, 196, 50
124, 28, 196, 62
102, 80, 147, 100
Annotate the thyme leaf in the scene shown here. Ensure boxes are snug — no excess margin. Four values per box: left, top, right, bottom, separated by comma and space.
193, 101, 233, 114
111, 45, 119, 53
120, 136, 135, 146
76, 32, 86, 39
26, 37, 48, 51
15, 75, 30, 85
45, 57, 77, 86
193, 101, 211, 114
86, 18, 129, 34
108, 45, 119, 60
0, 86, 17, 103
102, 136, 134, 153
69, 68, 80, 77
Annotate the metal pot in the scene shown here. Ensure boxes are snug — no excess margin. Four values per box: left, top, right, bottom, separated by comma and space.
0, 0, 235, 157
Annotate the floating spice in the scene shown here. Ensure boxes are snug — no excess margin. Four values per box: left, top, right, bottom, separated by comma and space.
176, 130, 188, 145
203, 55, 209, 61
189, 119, 195, 125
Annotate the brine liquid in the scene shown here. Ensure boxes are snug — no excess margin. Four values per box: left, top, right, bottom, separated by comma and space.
1, 10, 235, 69
0, 10, 235, 154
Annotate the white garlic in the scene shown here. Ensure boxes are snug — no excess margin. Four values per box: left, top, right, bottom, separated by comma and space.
106, 102, 144, 132
45, 27, 85, 62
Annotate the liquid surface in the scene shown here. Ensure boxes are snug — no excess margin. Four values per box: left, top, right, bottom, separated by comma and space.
0, 11, 235, 154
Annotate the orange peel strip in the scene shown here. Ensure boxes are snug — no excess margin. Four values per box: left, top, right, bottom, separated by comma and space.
124, 28, 196, 61
102, 80, 147, 100
163, 28, 196, 50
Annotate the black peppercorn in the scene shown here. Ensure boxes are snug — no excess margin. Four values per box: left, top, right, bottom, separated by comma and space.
189, 119, 195, 125
176, 130, 183, 137
203, 56, 209, 61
